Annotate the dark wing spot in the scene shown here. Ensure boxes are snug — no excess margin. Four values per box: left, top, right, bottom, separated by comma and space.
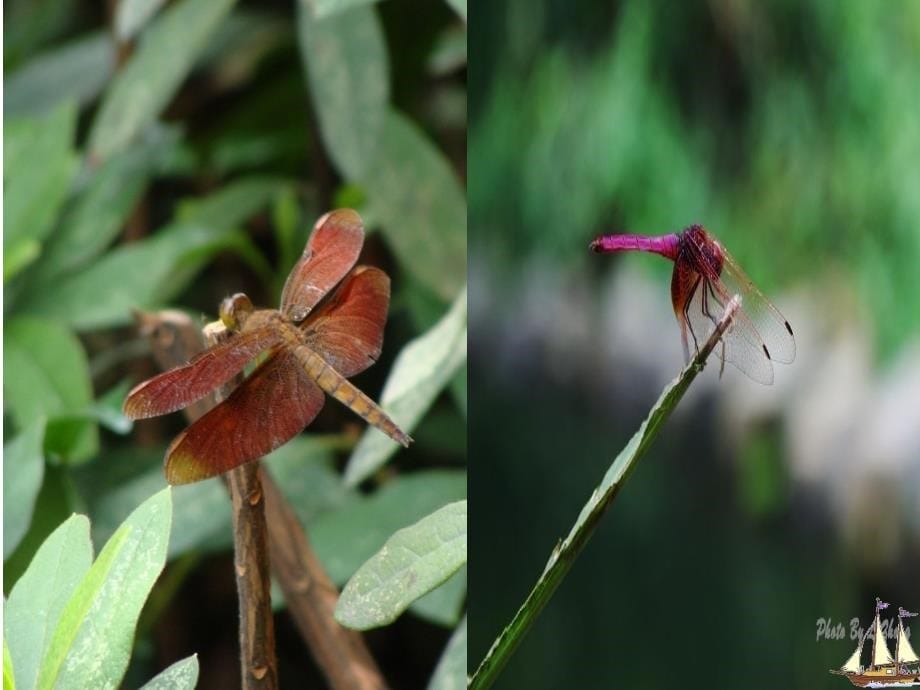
763, 344, 772, 360
785, 321, 794, 335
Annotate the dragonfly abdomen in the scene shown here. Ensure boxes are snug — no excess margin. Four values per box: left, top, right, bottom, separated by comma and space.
294, 345, 411, 447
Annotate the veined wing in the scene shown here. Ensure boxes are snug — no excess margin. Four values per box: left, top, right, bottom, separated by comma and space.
123, 327, 283, 419
681, 229, 795, 365
716, 249, 796, 364
302, 266, 390, 378
680, 264, 775, 384
679, 231, 794, 383
281, 209, 365, 322
164, 348, 325, 484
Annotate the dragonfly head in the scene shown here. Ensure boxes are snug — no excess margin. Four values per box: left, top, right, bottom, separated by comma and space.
220, 293, 254, 331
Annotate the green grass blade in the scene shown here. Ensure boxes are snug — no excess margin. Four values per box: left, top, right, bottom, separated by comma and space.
469, 297, 741, 690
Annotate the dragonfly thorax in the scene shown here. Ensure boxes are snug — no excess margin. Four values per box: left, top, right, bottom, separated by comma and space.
681, 224, 724, 275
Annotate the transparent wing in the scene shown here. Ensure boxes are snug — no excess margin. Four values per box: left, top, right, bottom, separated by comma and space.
676, 230, 795, 384
717, 249, 796, 364
679, 268, 775, 384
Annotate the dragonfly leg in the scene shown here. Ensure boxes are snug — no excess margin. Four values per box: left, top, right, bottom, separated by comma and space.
682, 275, 702, 355
701, 280, 729, 376
700, 280, 721, 327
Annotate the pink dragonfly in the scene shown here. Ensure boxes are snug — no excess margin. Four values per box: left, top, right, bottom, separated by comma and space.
590, 224, 795, 384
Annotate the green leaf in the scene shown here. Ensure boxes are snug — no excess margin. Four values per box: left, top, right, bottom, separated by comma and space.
444, 0, 466, 22
3, 317, 97, 461
345, 287, 467, 485
271, 184, 304, 278
73, 443, 231, 561
3, 640, 14, 690
428, 25, 467, 76
84, 380, 134, 435
116, 0, 168, 41
3, 418, 47, 558
33, 128, 178, 282
3, 103, 79, 281
176, 175, 287, 229
410, 565, 466, 626
427, 617, 467, 690
335, 500, 467, 630
266, 436, 350, 524
4, 0, 78, 67
18, 178, 283, 330
361, 110, 466, 300
138, 654, 199, 690
88, 0, 237, 161
2, 467, 79, 595
4, 32, 114, 117
312, 470, 466, 584
309, 0, 382, 19
5, 515, 93, 690
194, 8, 285, 67
89, 466, 231, 561
35, 489, 172, 690
4, 239, 41, 282
298, 3, 388, 179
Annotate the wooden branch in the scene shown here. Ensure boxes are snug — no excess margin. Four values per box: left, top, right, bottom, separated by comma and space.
226, 464, 277, 687
202, 321, 278, 690
133, 310, 389, 690
262, 477, 387, 690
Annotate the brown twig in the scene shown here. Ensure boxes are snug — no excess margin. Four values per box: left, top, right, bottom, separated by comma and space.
262, 477, 388, 690
202, 322, 278, 690
133, 310, 389, 690
227, 464, 277, 687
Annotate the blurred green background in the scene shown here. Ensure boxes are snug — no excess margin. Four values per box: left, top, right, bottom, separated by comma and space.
469, 1, 920, 688
4, 0, 466, 687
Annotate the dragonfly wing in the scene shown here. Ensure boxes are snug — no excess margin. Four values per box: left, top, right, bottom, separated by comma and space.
679, 228, 791, 384
684, 277, 775, 384
302, 266, 390, 378
717, 250, 796, 364
123, 327, 282, 419
281, 209, 365, 322
164, 348, 325, 484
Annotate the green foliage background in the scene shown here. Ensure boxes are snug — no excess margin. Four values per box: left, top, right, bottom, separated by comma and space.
4, 0, 467, 687
471, 0, 920, 358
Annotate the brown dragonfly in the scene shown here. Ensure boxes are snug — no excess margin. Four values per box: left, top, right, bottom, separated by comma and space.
124, 209, 411, 484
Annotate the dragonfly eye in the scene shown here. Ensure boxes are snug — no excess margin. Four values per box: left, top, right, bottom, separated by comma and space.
220, 293, 254, 330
